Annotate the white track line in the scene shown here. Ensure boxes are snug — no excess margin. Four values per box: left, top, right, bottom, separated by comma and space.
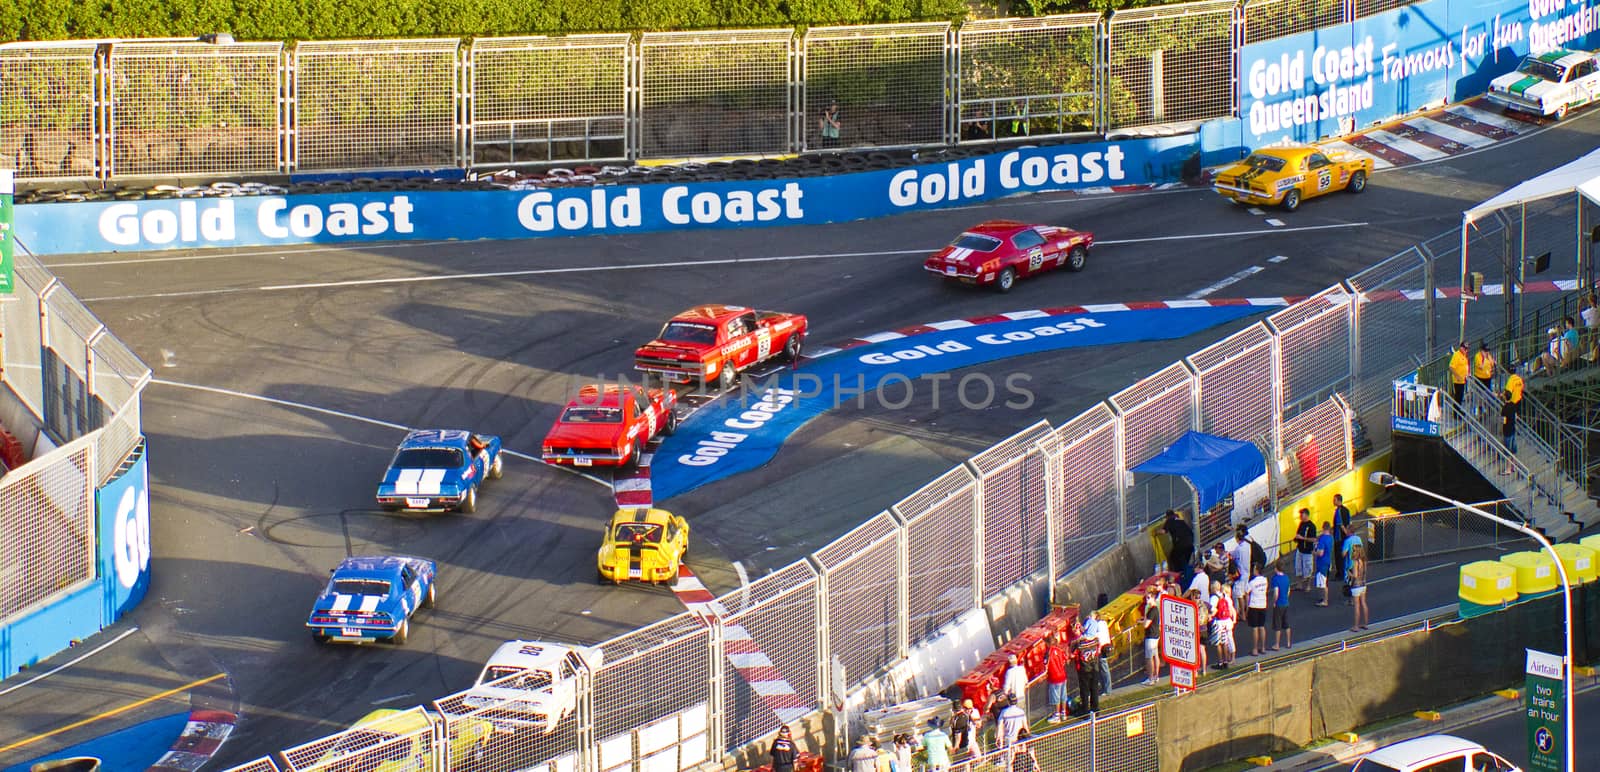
1187, 265, 1264, 299
0, 627, 140, 698
79, 223, 1369, 303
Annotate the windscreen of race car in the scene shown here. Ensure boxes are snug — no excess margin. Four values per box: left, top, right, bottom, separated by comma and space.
394, 448, 464, 468
660, 322, 717, 344
561, 407, 623, 423
951, 234, 1002, 251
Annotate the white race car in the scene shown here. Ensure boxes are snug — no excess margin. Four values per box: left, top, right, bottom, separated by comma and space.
1486, 48, 1600, 119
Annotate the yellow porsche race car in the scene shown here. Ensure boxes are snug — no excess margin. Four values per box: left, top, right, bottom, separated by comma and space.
307, 708, 492, 772
597, 507, 689, 584
1212, 144, 1372, 211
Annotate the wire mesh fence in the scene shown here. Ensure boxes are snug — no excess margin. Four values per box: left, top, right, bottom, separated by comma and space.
639, 30, 793, 158
1242, 0, 1350, 44
1190, 322, 1277, 443
1270, 286, 1355, 417
0, 439, 94, 620
293, 39, 460, 172
805, 23, 950, 150
470, 35, 630, 166
0, 42, 97, 181
219, 759, 280, 772
815, 512, 905, 687
1050, 405, 1123, 570
1363, 500, 1531, 563
107, 41, 282, 177
1104, 0, 1237, 129
970, 422, 1055, 596
896, 466, 980, 644
956, 15, 1101, 141
280, 705, 440, 772
718, 561, 821, 748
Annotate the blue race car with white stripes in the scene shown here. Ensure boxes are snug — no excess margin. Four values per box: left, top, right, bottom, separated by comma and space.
308, 555, 436, 645
375, 429, 502, 514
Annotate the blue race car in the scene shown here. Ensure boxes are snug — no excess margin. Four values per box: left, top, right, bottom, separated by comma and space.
375, 429, 502, 514
308, 555, 437, 645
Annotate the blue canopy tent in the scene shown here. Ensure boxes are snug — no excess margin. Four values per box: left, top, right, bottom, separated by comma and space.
1131, 431, 1266, 513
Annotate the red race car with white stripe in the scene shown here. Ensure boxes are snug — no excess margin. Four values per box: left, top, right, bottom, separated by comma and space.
923, 219, 1093, 293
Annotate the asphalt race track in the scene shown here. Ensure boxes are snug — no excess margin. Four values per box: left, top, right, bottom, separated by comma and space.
2, 112, 1599, 767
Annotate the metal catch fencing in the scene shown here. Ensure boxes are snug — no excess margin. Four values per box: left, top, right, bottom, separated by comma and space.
0, 0, 1425, 180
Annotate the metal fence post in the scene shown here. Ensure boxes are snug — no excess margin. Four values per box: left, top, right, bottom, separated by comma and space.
707, 615, 727, 757
964, 460, 987, 608
944, 25, 959, 146
1107, 405, 1129, 542
577, 654, 598, 772
626, 34, 641, 161
1089, 710, 1097, 772
890, 506, 911, 659
808, 555, 832, 707
1038, 443, 1061, 594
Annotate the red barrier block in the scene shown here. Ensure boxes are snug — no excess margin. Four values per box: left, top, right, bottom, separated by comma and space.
0, 426, 24, 472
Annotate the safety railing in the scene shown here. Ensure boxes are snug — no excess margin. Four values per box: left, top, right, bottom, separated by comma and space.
0, 0, 1425, 180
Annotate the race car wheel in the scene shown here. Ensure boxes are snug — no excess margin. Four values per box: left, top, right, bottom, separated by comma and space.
312, 631, 329, 645
1347, 171, 1367, 194
627, 442, 642, 468
1556, 104, 1570, 120
460, 487, 477, 515
994, 266, 1016, 293
1281, 189, 1301, 211
663, 410, 678, 436
489, 453, 503, 480
424, 583, 436, 609
718, 364, 737, 392
1066, 246, 1088, 272
782, 334, 803, 363
392, 619, 409, 645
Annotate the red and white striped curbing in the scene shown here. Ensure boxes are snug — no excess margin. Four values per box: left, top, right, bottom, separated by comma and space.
612, 456, 654, 509
669, 566, 811, 724
146, 709, 236, 772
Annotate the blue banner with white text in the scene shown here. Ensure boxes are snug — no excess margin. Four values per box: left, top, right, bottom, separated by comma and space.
14, 137, 1197, 255
1238, 0, 1600, 146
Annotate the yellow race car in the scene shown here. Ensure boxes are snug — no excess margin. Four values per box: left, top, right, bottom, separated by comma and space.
1212, 144, 1372, 211
306, 708, 492, 771
597, 507, 689, 584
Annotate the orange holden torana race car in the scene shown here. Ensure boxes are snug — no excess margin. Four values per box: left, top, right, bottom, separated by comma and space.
923, 219, 1093, 293
634, 304, 807, 392
542, 383, 677, 468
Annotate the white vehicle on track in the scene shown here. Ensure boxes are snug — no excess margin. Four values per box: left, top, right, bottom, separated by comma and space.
461, 640, 603, 733
1486, 48, 1600, 119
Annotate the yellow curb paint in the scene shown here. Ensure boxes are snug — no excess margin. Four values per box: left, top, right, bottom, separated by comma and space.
1494, 688, 1521, 700
1245, 756, 1274, 766
1575, 666, 1597, 677
0, 673, 225, 756
1413, 710, 1442, 722
1333, 732, 1360, 743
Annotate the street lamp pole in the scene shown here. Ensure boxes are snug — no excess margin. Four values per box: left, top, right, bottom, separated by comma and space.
1370, 472, 1575, 770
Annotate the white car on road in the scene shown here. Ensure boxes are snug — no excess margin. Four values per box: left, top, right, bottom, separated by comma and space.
1351, 735, 1520, 772
460, 640, 603, 733
1486, 48, 1600, 119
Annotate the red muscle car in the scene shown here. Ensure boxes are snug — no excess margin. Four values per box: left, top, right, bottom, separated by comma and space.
634, 304, 807, 391
923, 220, 1093, 293
542, 384, 677, 468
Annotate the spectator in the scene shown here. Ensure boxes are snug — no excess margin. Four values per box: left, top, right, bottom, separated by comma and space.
892, 734, 916, 772
1563, 317, 1582, 361
1229, 560, 1248, 625
1293, 508, 1317, 591
1162, 509, 1195, 580
1531, 327, 1572, 376
1349, 543, 1370, 631
1245, 530, 1266, 576
922, 719, 951, 772
951, 698, 979, 755
1504, 362, 1524, 405
1331, 494, 1352, 582
1583, 294, 1600, 330
819, 101, 842, 146
1501, 388, 1519, 470
850, 737, 878, 772
1141, 586, 1163, 685
1045, 631, 1070, 723
1209, 579, 1236, 669
1341, 523, 1365, 606
995, 694, 1026, 749
1472, 340, 1497, 392
1246, 563, 1269, 656
770, 726, 797, 772
1313, 523, 1334, 607
1230, 527, 1253, 589
1088, 608, 1113, 696
1009, 729, 1040, 772
1001, 654, 1029, 717
1269, 559, 1293, 650
1448, 341, 1470, 403
876, 738, 893, 772
1203, 543, 1229, 585
1187, 562, 1211, 599
1187, 587, 1210, 673
1072, 620, 1102, 715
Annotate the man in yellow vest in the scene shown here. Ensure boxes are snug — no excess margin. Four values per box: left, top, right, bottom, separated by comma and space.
1472, 341, 1496, 392
1448, 342, 1469, 403
1504, 362, 1524, 405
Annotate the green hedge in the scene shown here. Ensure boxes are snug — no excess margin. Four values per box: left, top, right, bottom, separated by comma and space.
6, 0, 983, 41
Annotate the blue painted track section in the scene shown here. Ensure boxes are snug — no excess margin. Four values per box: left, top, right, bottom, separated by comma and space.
651, 305, 1266, 499
4, 712, 187, 772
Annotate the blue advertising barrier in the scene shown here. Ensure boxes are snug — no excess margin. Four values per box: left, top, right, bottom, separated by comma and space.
1237, 0, 1600, 146
13, 136, 1197, 255
0, 444, 149, 679
650, 305, 1267, 500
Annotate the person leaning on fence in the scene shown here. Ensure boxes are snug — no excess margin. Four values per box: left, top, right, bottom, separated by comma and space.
1448, 341, 1470, 402
770, 726, 797, 772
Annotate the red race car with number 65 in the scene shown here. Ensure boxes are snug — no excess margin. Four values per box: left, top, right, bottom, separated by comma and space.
924, 220, 1093, 293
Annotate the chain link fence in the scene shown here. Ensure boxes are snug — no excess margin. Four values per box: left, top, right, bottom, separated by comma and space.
470, 35, 630, 166
0, 42, 97, 181
1242, 0, 1349, 44
804, 23, 951, 150
293, 39, 461, 172
1105, 0, 1237, 129
108, 41, 283, 177
956, 15, 1101, 142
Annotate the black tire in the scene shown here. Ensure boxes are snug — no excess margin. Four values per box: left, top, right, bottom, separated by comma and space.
663, 410, 678, 437
626, 441, 642, 468
718, 364, 737, 392
995, 266, 1016, 293
1556, 104, 1570, 120
391, 619, 409, 645
423, 583, 436, 609
380, 503, 400, 513
1346, 171, 1367, 194
312, 631, 329, 645
459, 487, 477, 514
1066, 246, 1088, 272
1281, 189, 1301, 211
489, 453, 503, 480
782, 334, 803, 362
